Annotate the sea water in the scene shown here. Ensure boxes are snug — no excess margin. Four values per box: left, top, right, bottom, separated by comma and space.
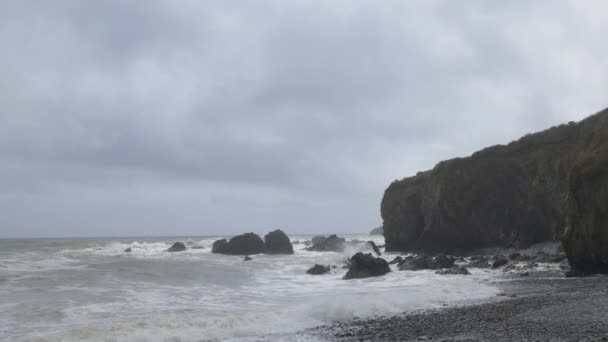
0, 235, 498, 341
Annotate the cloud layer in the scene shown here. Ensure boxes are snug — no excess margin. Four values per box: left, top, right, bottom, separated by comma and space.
1, 0, 607, 237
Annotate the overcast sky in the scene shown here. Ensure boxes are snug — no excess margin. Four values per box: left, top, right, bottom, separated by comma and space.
1, 1, 607, 238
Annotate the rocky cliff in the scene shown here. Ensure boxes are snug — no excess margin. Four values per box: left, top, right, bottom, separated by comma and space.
382, 108, 608, 272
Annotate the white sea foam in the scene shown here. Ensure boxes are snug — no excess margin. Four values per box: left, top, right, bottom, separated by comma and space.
1, 235, 501, 341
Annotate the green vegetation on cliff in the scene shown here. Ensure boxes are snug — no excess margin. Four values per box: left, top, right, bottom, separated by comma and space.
382, 107, 608, 272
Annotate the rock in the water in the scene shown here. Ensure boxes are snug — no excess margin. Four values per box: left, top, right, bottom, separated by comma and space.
399, 254, 455, 271
167, 242, 187, 252
243, 256, 252, 261
211, 233, 265, 255
311, 235, 326, 245
212, 239, 228, 253
388, 256, 404, 265
264, 229, 294, 254
466, 256, 492, 269
492, 257, 509, 269
369, 226, 384, 235
565, 269, 593, 278
367, 241, 382, 256
307, 264, 330, 275
436, 266, 470, 275
343, 253, 390, 279
434, 254, 455, 269
307, 234, 346, 252
124, 247, 132, 253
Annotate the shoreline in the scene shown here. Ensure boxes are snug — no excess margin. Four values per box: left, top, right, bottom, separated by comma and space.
312, 270, 608, 341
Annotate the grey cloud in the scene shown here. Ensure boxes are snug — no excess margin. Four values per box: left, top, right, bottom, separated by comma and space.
0, 0, 607, 237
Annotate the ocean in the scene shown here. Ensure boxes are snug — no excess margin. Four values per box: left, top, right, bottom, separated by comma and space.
0, 235, 498, 341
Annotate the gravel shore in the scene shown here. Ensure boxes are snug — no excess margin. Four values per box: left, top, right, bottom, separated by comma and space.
313, 270, 608, 341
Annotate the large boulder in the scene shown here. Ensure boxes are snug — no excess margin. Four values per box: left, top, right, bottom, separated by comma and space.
211, 233, 265, 255
212, 239, 228, 253
306, 234, 346, 252
167, 242, 187, 252
343, 253, 390, 279
264, 229, 294, 254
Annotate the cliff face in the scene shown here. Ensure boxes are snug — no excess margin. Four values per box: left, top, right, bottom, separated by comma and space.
382, 108, 608, 270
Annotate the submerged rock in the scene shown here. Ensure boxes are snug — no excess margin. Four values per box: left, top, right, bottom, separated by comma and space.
167, 242, 187, 252
343, 253, 390, 279
124, 247, 132, 253
492, 257, 509, 269
307, 235, 346, 252
436, 266, 470, 275
212, 233, 265, 255
243, 256, 252, 261
264, 229, 294, 255
307, 264, 331, 275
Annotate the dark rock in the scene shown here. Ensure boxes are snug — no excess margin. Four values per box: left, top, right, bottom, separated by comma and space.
492, 257, 509, 269
388, 256, 404, 265
467, 256, 492, 269
264, 229, 294, 254
436, 266, 470, 275
399, 254, 433, 271
243, 256, 252, 261
311, 235, 326, 245
538, 253, 567, 263
307, 234, 346, 252
167, 242, 187, 252
509, 253, 521, 260
343, 253, 390, 279
307, 264, 331, 275
520, 272, 530, 277
212, 239, 228, 253
367, 241, 382, 256
370, 226, 384, 235
211, 233, 265, 255
124, 247, 132, 253
381, 111, 608, 254
434, 254, 456, 269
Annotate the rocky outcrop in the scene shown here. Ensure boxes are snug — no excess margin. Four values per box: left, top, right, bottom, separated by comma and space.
307, 264, 331, 275
306, 235, 346, 252
370, 226, 384, 235
211, 233, 265, 255
264, 229, 294, 254
167, 242, 187, 252
398, 254, 455, 271
343, 253, 390, 279
382, 107, 608, 273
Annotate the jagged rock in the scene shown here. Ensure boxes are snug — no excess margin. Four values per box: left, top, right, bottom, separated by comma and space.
243, 256, 252, 261
388, 256, 404, 265
492, 257, 509, 269
211, 233, 265, 255
306, 234, 346, 252
167, 242, 187, 252
370, 226, 384, 235
434, 254, 456, 269
124, 247, 132, 253
264, 229, 294, 254
343, 253, 390, 279
367, 241, 382, 256
436, 266, 470, 275
398, 254, 454, 271
307, 264, 330, 275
